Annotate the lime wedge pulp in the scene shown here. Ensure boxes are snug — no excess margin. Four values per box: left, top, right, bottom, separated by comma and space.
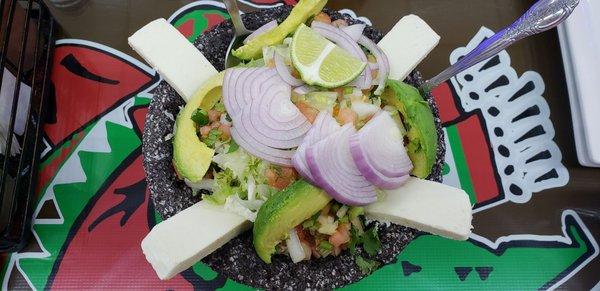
291, 23, 366, 88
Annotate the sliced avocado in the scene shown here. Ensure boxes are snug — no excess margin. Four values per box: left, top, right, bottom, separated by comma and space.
232, 0, 327, 60
253, 180, 331, 263
382, 79, 437, 178
173, 72, 224, 183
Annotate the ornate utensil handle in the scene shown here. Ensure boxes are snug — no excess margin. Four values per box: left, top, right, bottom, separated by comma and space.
422, 0, 579, 92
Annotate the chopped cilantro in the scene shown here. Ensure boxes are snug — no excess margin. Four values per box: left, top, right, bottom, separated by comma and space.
362, 226, 382, 256
202, 129, 221, 148
355, 256, 380, 275
191, 108, 209, 126
227, 140, 239, 153
349, 227, 360, 255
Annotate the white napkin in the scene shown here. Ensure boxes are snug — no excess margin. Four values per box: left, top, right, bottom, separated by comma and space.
0, 67, 32, 156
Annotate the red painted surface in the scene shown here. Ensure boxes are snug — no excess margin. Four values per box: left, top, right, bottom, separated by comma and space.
432, 83, 461, 124
49, 156, 193, 290
46, 46, 153, 145
456, 115, 500, 203
178, 19, 195, 38
204, 14, 227, 32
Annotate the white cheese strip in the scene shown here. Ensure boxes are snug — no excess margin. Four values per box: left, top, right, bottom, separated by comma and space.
365, 177, 473, 240
142, 200, 251, 280
128, 18, 218, 102
378, 14, 440, 81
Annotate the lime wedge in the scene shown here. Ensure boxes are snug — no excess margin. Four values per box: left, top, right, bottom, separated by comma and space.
232, 0, 327, 60
291, 24, 366, 88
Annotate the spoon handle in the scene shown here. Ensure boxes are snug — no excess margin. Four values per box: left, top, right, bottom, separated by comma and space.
422, 0, 579, 92
223, 0, 252, 36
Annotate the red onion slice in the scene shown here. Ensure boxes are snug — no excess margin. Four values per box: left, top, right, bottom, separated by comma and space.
244, 82, 311, 148
292, 111, 340, 183
351, 112, 412, 178
349, 134, 409, 189
243, 20, 277, 44
311, 21, 371, 90
358, 35, 390, 95
224, 67, 311, 165
341, 24, 366, 42
306, 124, 377, 206
231, 128, 295, 166
274, 51, 304, 86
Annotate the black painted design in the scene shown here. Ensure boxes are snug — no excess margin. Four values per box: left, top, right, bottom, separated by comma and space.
509, 184, 523, 195
487, 107, 500, 116
475, 266, 493, 281
484, 75, 509, 92
479, 55, 501, 72
454, 267, 473, 281
60, 54, 120, 85
511, 105, 540, 123
498, 145, 510, 157
88, 179, 146, 231
401, 261, 422, 277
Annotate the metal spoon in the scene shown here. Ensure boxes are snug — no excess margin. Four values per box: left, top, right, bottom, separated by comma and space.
420, 0, 580, 93
223, 0, 253, 69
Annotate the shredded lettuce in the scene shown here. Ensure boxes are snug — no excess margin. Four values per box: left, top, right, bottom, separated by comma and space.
206, 148, 275, 207
224, 195, 264, 222
203, 168, 242, 205
212, 149, 251, 180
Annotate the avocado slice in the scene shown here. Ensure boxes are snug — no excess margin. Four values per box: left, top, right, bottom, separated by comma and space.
173, 72, 224, 183
253, 180, 331, 263
382, 79, 437, 178
232, 0, 327, 60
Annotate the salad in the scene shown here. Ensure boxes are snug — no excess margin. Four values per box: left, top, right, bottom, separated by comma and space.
131, 0, 473, 286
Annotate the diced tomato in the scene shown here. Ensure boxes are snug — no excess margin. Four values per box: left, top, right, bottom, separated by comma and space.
208, 109, 221, 122
329, 223, 351, 248
199, 125, 212, 137
337, 108, 358, 125
296, 102, 319, 123
218, 124, 231, 140
314, 12, 331, 24
266, 167, 297, 190
210, 121, 221, 129
281, 167, 298, 180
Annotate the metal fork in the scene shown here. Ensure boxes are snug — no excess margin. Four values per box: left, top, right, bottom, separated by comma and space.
223, 0, 253, 69
420, 0, 580, 93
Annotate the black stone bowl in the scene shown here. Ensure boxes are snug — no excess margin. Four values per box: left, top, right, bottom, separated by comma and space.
142, 5, 445, 290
